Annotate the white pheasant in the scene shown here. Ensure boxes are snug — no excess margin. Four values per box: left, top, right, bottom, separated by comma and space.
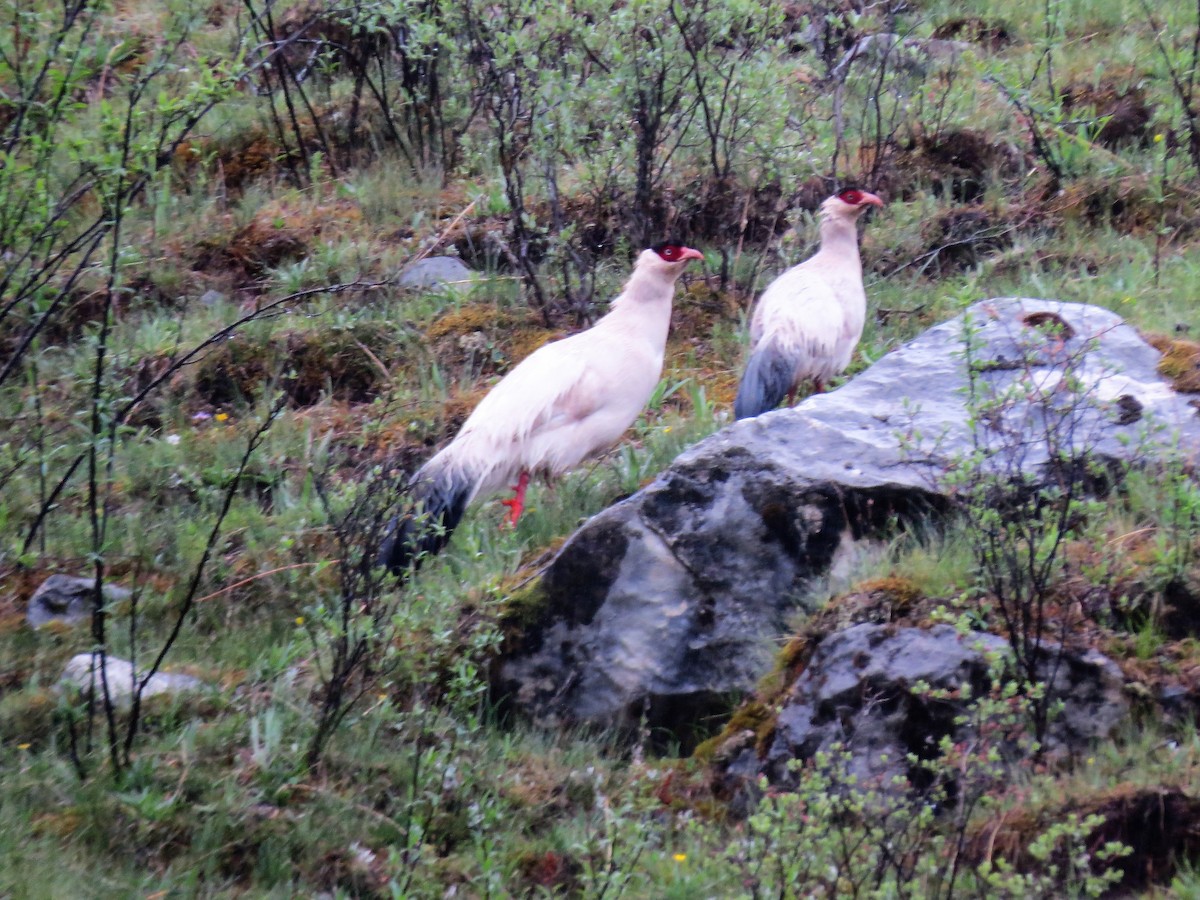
381, 242, 704, 574
734, 189, 883, 420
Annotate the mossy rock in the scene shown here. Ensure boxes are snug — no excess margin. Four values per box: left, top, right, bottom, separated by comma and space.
694, 575, 932, 764
495, 576, 550, 653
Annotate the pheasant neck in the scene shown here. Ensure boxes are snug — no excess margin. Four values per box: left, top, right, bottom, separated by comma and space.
816, 214, 862, 260
598, 267, 676, 348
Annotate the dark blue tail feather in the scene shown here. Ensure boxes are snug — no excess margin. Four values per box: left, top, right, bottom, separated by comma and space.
378, 468, 473, 576
734, 347, 794, 420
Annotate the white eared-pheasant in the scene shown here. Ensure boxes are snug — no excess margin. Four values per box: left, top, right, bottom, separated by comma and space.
381, 243, 704, 574
734, 189, 883, 420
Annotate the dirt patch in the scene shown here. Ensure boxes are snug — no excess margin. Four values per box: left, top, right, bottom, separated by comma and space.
968, 787, 1200, 893
918, 205, 1016, 274
864, 130, 1028, 203
917, 129, 1027, 201
1061, 82, 1153, 149
450, 218, 543, 271
677, 176, 791, 247
516, 850, 582, 893
193, 218, 307, 285
779, 0, 869, 68
174, 130, 287, 193
193, 323, 402, 407
669, 281, 743, 348
931, 16, 1015, 51
0, 566, 47, 641
1040, 175, 1199, 237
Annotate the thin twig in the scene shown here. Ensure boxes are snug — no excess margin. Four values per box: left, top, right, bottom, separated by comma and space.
195, 561, 336, 604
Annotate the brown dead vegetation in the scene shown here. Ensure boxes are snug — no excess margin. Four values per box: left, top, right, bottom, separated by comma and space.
677, 176, 791, 246
669, 281, 743, 349
273, 2, 390, 79
193, 218, 307, 285
190, 199, 367, 286
517, 850, 582, 893
173, 129, 287, 193
921, 205, 1016, 273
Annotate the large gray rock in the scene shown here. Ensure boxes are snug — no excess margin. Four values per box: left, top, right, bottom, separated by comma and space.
59, 653, 204, 707
496, 299, 1200, 734
755, 624, 1127, 791
26, 574, 131, 629
398, 256, 474, 293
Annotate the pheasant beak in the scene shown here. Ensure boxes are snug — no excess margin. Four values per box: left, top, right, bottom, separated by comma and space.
679, 247, 705, 261
860, 192, 885, 208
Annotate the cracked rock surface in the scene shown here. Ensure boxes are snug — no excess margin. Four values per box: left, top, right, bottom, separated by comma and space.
495, 299, 1200, 736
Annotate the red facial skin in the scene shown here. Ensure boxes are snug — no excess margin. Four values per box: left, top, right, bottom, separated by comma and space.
652, 244, 705, 262
836, 189, 884, 208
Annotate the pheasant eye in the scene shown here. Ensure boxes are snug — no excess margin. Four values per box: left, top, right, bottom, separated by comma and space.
655, 245, 681, 261
838, 189, 863, 205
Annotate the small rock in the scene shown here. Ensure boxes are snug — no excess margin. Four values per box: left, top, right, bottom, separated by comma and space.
26, 574, 131, 629
398, 256, 474, 293
59, 653, 204, 707
748, 623, 1127, 792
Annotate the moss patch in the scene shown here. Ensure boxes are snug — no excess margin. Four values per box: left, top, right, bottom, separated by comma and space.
1147, 334, 1200, 393
425, 302, 563, 378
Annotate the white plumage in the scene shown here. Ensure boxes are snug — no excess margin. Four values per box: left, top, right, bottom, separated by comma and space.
382, 243, 704, 574
734, 189, 883, 420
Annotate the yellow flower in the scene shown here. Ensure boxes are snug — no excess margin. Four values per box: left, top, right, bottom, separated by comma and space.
672, 853, 687, 862
295, 616, 305, 625
17, 743, 30, 750
1155, 133, 1165, 143
215, 412, 229, 422
663, 426, 672, 433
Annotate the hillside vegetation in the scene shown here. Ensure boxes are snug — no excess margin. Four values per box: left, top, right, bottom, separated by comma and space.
5, 0, 1200, 895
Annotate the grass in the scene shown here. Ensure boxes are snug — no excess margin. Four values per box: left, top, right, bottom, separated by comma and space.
5, 0, 1200, 893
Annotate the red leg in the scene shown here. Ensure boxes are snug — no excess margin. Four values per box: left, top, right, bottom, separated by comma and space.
813, 377, 826, 394
500, 471, 530, 527
786, 386, 797, 407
